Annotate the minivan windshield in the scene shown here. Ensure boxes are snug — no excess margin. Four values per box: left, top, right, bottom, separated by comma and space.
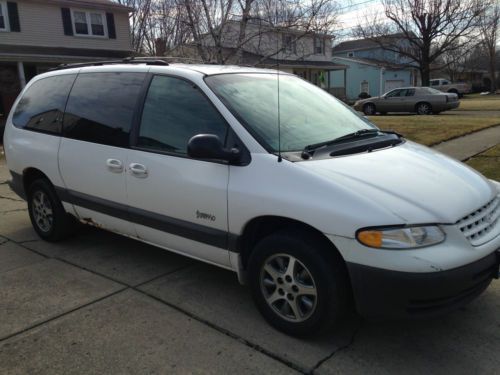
205, 73, 376, 152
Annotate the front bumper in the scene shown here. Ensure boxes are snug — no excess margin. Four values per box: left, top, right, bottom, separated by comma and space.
347, 250, 499, 319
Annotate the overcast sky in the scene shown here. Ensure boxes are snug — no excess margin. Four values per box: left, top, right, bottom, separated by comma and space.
333, 0, 385, 44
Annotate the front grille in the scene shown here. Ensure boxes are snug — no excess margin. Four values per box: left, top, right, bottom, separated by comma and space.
456, 196, 500, 246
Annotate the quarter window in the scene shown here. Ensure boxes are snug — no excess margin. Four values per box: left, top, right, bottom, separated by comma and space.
63, 72, 145, 147
13, 74, 76, 134
72, 9, 107, 37
138, 75, 228, 155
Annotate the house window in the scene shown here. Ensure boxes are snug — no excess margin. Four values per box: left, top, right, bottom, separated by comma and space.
314, 37, 325, 55
282, 34, 296, 54
71, 9, 107, 37
0, 1, 9, 31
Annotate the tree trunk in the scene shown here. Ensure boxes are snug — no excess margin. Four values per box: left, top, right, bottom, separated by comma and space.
489, 49, 497, 92
420, 64, 431, 87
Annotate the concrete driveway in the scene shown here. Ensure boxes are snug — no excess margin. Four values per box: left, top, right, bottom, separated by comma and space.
0, 159, 499, 374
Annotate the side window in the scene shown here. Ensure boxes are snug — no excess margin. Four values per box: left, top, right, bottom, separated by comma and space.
63, 72, 145, 147
386, 89, 401, 97
137, 75, 228, 155
405, 89, 415, 97
13, 74, 76, 135
430, 80, 438, 86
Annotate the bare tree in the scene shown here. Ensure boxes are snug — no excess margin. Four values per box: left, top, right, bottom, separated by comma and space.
479, 1, 499, 92
356, 0, 489, 86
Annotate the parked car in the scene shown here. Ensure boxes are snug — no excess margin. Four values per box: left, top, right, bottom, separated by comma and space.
353, 87, 460, 115
430, 78, 472, 97
3, 62, 500, 337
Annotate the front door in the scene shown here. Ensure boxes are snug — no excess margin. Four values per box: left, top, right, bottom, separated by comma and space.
126, 75, 231, 267
59, 71, 146, 236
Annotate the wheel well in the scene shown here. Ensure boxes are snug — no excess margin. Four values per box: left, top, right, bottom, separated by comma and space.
237, 216, 344, 270
415, 101, 431, 110
22, 168, 50, 192
363, 102, 375, 109
448, 88, 458, 93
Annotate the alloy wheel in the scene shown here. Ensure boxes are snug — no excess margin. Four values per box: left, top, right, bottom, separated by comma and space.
260, 253, 318, 322
31, 190, 53, 232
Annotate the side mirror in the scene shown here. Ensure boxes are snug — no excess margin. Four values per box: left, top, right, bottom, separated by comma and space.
187, 134, 241, 163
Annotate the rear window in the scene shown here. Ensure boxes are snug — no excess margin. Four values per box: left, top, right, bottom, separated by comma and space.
63, 72, 146, 147
12, 74, 76, 135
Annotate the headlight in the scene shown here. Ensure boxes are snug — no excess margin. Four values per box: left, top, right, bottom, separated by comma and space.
490, 179, 500, 193
356, 225, 445, 249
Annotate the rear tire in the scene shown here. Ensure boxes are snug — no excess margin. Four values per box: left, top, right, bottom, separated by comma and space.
248, 229, 350, 337
27, 179, 75, 242
363, 103, 376, 116
416, 102, 432, 115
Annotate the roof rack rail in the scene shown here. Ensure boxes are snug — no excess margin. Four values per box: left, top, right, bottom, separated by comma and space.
50, 57, 169, 71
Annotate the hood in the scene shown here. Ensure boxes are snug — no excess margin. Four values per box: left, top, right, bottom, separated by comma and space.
301, 141, 497, 224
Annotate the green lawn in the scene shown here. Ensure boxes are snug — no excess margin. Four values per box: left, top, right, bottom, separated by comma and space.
466, 144, 500, 181
369, 115, 500, 146
457, 94, 500, 111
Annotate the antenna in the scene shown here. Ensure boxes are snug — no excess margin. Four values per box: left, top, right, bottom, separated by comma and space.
276, 3, 282, 163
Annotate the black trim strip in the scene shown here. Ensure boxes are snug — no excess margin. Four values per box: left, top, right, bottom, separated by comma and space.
55, 187, 232, 251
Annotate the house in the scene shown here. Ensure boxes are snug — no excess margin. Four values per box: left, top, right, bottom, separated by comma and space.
330, 35, 420, 101
170, 20, 348, 96
0, 0, 134, 118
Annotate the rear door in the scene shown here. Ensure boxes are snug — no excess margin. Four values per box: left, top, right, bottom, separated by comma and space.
126, 74, 231, 267
58, 70, 147, 235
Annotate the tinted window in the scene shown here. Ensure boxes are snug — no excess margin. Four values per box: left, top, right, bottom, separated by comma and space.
13, 74, 76, 134
64, 72, 145, 147
405, 89, 415, 96
386, 89, 402, 97
138, 75, 228, 155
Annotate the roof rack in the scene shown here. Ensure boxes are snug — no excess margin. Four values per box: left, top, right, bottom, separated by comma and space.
50, 57, 169, 71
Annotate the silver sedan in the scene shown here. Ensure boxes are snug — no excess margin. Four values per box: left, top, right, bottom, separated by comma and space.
353, 87, 460, 115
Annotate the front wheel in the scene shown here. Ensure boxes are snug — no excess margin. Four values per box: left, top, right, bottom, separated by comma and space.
248, 230, 350, 336
363, 103, 376, 115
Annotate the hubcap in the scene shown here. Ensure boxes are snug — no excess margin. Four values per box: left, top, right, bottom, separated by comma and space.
31, 191, 53, 233
418, 104, 430, 114
260, 254, 318, 322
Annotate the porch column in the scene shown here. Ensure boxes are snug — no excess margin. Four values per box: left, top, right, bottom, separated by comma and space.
17, 61, 26, 89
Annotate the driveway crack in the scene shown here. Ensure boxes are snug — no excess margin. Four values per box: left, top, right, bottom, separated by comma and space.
309, 319, 362, 374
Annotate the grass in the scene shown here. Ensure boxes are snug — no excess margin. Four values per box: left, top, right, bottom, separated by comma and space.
466, 144, 500, 181
369, 115, 500, 146
456, 94, 500, 111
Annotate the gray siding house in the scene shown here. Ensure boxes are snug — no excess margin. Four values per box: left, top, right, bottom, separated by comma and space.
0, 0, 133, 118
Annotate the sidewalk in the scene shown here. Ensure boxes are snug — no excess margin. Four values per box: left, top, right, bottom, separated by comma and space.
432, 125, 500, 161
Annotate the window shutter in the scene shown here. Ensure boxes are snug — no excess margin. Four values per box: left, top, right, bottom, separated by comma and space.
7, 2, 20, 32
106, 13, 116, 39
61, 8, 73, 36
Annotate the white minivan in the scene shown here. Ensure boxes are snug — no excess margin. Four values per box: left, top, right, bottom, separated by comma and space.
3, 60, 500, 336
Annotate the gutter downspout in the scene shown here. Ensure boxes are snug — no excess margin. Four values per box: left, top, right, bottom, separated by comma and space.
379, 67, 385, 95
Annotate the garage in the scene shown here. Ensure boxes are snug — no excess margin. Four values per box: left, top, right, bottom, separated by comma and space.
385, 79, 405, 92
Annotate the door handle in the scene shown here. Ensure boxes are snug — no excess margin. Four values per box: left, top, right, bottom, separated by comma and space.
106, 158, 123, 173
129, 163, 148, 178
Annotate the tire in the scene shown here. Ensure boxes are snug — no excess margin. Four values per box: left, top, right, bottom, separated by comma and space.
363, 103, 376, 116
27, 178, 75, 242
248, 229, 350, 337
416, 102, 432, 115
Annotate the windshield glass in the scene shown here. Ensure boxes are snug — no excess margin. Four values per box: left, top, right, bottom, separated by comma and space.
205, 73, 376, 152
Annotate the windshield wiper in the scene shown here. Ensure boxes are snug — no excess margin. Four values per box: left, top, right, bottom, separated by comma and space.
304, 129, 380, 152
301, 129, 403, 159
